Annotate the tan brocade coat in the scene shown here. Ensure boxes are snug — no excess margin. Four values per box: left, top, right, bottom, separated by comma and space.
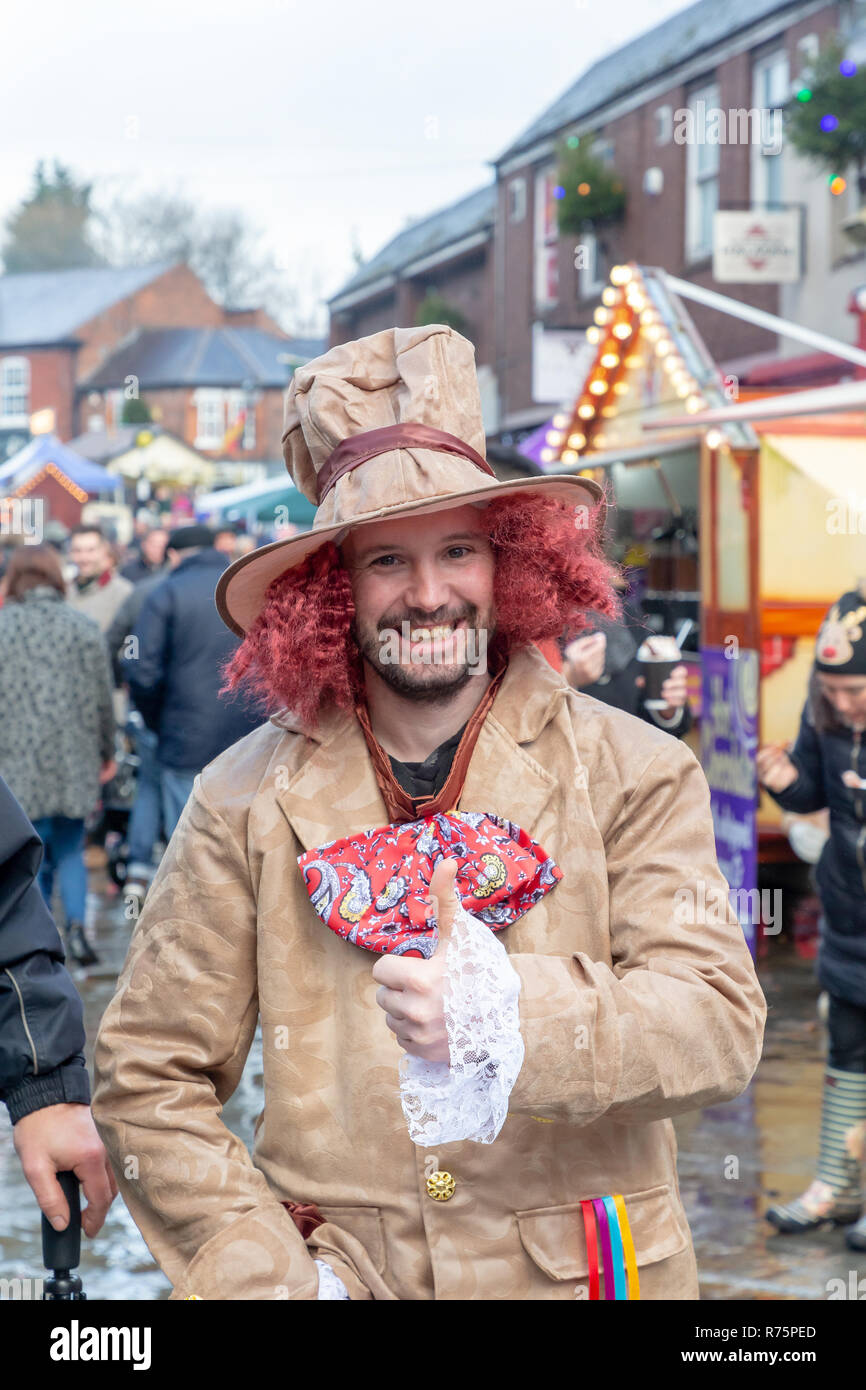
92, 646, 766, 1301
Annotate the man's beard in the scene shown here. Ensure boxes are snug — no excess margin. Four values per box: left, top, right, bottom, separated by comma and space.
353, 602, 493, 704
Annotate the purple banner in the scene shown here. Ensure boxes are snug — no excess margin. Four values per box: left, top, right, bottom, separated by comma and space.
699, 646, 759, 956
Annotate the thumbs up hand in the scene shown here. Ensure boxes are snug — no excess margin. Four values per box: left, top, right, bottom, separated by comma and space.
372, 858, 459, 1063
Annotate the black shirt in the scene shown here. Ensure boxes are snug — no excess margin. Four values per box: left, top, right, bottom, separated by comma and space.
388, 724, 467, 805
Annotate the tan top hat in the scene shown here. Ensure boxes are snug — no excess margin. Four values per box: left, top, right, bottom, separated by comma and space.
216, 324, 603, 636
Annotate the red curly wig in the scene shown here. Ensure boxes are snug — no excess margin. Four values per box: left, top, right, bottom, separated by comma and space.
222, 492, 619, 727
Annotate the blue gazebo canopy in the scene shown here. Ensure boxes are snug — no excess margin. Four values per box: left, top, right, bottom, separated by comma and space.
0, 434, 122, 493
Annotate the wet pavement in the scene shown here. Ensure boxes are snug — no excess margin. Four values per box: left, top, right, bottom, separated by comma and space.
2, 866, 865, 1301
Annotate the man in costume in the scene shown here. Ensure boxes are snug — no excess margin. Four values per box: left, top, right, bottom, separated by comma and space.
93, 325, 765, 1300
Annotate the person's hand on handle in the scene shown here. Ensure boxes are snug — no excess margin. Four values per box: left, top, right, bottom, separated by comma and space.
13, 1103, 118, 1237
757, 743, 799, 794
372, 858, 459, 1064
563, 632, 607, 687
98, 759, 117, 786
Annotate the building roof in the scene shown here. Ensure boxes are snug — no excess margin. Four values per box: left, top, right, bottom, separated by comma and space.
0, 262, 178, 348
81, 327, 325, 390
494, 0, 800, 164
329, 183, 496, 304
0, 433, 122, 491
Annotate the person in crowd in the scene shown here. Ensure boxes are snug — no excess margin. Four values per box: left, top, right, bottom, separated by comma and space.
759, 585, 866, 1250
0, 773, 117, 1235
93, 325, 764, 1301
106, 569, 173, 906
122, 525, 263, 843
559, 592, 692, 738
67, 524, 134, 635
120, 526, 169, 585
234, 534, 258, 560
213, 523, 241, 559
0, 545, 116, 967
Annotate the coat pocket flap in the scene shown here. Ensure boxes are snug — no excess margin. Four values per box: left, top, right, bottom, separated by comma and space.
515, 1183, 687, 1281
315, 1204, 387, 1275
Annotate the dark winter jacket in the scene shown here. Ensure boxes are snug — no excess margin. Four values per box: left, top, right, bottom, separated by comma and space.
766, 683, 866, 1005
122, 548, 263, 772
106, 571, 167, 686
0, 775, 90, 1124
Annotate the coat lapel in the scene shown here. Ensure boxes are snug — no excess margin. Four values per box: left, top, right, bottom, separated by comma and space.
458, 647, 562, 838
275, 712, 389, 852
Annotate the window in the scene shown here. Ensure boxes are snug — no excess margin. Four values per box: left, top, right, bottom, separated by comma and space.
685, 82, 720, 261
578, 231, 606, 298
795, 34, 819, 74
752, 51, 788, 207
194, 389, 225, 449
226, 389, 256, 450
0, 356, 30, 425
533, 166, 559, 309
655, 106, 673, 145
508, 177, 526, 223
842, 0, 866, 35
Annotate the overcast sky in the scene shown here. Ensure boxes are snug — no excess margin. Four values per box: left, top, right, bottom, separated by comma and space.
3, 0, 689, 329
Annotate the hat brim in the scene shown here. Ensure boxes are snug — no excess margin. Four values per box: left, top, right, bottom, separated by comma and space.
215, 472, 604, 637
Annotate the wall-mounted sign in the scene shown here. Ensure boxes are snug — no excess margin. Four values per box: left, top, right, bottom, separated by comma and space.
532, 323, 597, 404
713, 210, 801, 283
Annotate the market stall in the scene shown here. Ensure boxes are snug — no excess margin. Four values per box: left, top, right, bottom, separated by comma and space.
542, 261, 866, 949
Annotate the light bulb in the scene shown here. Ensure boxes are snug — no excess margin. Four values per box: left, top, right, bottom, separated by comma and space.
655, 339, 672, 357
593, 307, 612, 326
546, 429, 564, 445
685, 396, 704, 413
645, 324, 662, 342
589, 379, 608, 395
586, 325, 601, 344
613, 381, 629, 395
561, 448, 579, 463
567, 431, 586, 449
577, 402, 595, 420
600, 351, 620, 369
601, 287, 619, 307
552, 412, 569, 428
612, 322, 632, 340
540, 448, 555, 463
610, 265, 633, 285
706, 429, 723, 449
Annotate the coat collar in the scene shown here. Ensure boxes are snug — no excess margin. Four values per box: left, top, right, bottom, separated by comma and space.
273, 644, 567, 852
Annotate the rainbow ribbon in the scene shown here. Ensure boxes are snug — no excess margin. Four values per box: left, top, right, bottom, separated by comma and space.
579, 1195, 640, 1301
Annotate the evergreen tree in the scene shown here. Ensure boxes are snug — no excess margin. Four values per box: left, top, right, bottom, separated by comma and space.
1, 161, 107, 272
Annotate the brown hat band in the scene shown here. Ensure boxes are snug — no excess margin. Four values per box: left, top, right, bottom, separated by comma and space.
316, 422, 496, 504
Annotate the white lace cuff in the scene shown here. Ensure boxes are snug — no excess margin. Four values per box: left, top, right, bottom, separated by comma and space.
315, 1258, 350, 1299
399, 898, 524, 1146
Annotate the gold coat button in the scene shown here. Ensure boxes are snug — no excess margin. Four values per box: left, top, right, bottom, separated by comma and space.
426, 1170, 456, 1201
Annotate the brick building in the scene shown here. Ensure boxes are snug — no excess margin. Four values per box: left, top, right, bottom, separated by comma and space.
328, 186, 499, 428
0, 261, 322, 466
80, 327, 324, 466
329, 0, 866, 434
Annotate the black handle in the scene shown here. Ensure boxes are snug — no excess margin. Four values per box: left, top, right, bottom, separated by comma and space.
42, 1170, 82, 1272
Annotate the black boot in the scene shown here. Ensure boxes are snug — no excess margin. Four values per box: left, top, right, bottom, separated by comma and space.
65, 921, 99, 967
